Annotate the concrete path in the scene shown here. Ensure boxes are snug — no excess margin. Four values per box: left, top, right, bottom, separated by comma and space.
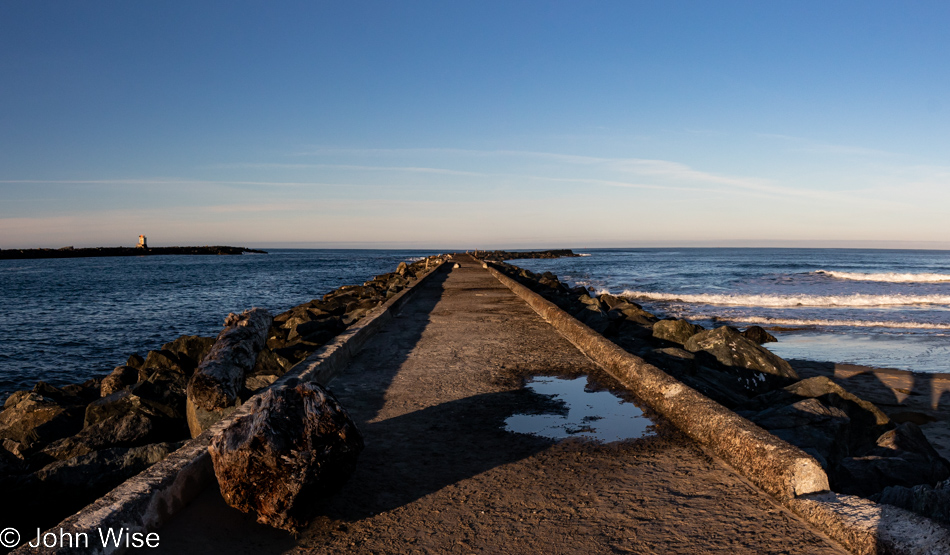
146, 257, 848, 554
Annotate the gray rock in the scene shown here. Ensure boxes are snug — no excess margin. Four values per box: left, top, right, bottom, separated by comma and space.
751, 398, 851, 466
653, 319, 704, 344
161, 335, 215, 374
741, 326, 777, 344
684, 326, 798, 380
210, 382, 364, 532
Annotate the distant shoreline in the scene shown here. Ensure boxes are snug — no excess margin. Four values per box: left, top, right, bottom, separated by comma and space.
0, 246, 267, 260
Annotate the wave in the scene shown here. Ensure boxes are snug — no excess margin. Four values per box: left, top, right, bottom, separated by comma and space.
815, 270, 950, 283
577, 253, 592, 257
620, 290, 950, 308
709, 315, 950, 331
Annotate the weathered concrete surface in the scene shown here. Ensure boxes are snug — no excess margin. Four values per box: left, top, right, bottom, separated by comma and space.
486, 262, 829, 503
144, 256, 846, 554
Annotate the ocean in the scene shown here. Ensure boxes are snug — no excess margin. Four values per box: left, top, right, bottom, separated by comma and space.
512, 248, 950, 375
0, 249, 437, 398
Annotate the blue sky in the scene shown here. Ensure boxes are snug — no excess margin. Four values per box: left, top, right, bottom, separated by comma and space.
1, 1, 948, 249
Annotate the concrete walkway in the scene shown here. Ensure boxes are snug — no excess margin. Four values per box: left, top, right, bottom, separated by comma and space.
146, 257, 847, 554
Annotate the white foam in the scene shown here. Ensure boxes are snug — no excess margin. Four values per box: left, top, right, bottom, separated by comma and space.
620, 290, 950, 308
577, 253, 592, 257
815, 270, 950, 283
705, 315, 950, 330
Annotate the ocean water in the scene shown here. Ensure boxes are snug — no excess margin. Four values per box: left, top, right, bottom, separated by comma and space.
512, 248, 950, 374
0, 249, 437, 398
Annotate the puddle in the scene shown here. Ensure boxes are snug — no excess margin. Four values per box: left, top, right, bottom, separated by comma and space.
505, 376, 656, 442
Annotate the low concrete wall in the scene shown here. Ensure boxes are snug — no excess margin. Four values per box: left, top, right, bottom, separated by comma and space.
14, 260, 449, 555
485, 262, 950, 554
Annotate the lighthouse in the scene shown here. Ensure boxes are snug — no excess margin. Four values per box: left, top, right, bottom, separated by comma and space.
137, 235, 148, 249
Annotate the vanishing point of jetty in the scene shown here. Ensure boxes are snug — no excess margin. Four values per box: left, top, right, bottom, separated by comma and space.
4, 252, 950, 554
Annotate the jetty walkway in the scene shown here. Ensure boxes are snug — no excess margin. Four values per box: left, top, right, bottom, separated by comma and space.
145, 256, 846, 554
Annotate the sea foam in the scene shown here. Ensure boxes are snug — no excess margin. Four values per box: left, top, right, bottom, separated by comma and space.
702, 315, 950, 331
815, 270, 950, 283
620, 291, 950, 308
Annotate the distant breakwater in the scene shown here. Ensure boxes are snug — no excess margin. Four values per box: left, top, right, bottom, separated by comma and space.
475, 248, 579, 261
0, 245, 267, 260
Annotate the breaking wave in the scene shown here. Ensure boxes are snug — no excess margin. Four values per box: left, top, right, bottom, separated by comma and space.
710, 315, 950, 331
620, 291, 950, 308
815, 270, 950, 283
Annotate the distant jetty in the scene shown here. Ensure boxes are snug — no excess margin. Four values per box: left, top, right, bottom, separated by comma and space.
0, 245, 267, 260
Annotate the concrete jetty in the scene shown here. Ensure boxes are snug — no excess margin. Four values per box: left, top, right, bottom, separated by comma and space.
140, 256, 848, 554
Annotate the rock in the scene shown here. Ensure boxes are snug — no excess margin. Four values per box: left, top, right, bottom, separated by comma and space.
874, 479, 950, 524
135, 367, 189, 413
572, 304, 609, 334
100, 365, 141, 397
653, 319, 704, 344
742, 326, 777, 344
684, 326, 799, 380
751, 398, 852, 466
126, 353, 145, 370
741, 376, 892, 452
3, 390, 30, 409
611, 303, 658, 326
139, 350, 185, 376
0, 393, 83, 451
244, 374, 280, 392
834, 423, 950, 497
210, 382, 364, 532
84, 389, 181, 428
187, 308, 273, 436
161, 335, 215, 374
598, 294, 627, 310
288, 316, 344, 343
396, 261, 409, 275
13, 442, 182, 525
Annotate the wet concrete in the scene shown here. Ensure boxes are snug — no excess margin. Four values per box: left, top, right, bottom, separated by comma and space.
142, 255, 847, 554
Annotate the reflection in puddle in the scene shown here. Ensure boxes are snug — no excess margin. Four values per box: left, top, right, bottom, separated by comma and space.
505, 376, 655, 442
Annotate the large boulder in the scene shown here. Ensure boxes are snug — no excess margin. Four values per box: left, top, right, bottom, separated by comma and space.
0, 393, 83, 451
684, 326, 798, 380
834, 423, 950, 497
210, 382, 364, 532
100, 365, 141, 397
874, 479, 950, 524
741, 376, 892, 451
161, 335, 216, 374
750, 398, 852, 468
572, 304, 609, 334
610, 303, 659, 326
653, 319, 704, 344
741, 326, 777, 344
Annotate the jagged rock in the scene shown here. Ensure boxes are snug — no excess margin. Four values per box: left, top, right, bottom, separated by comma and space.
288, 316, 344, 343
142, 349, 184, 376
741, 326, 777, 344
396, 261, 409, 276
741, 376, 892, 451
834, 423, 950, 497
751, 398, 851, 466
135, 368, 188, 413
3, 391, 30, 409
653, 319, 704, 344
126, 353, 145, 370
10, 442, 181, 526
210, 382, 364, 532
100, 365, 141, 397
84, 389, 181, 428
0, 393, 83, 451
161, 335, 215, 374
874, 479, 950, 524
611, 303, 658, 326
572, 304, 609, 334
597, 294, 627, 310
684, 326, 798, 380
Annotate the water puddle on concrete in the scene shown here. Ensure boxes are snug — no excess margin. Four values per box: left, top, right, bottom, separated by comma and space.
505, 376, 656, 442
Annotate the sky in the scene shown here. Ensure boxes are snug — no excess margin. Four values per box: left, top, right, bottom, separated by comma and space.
1, 1, 949, 250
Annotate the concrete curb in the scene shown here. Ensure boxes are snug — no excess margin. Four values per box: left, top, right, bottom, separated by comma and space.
485, 261, 950, 554
14, 260, 450, 555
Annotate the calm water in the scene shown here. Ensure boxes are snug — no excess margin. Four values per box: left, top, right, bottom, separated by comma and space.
0, 249, 437, 397
513, 248, 950, 374
505, 376, 655, 442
